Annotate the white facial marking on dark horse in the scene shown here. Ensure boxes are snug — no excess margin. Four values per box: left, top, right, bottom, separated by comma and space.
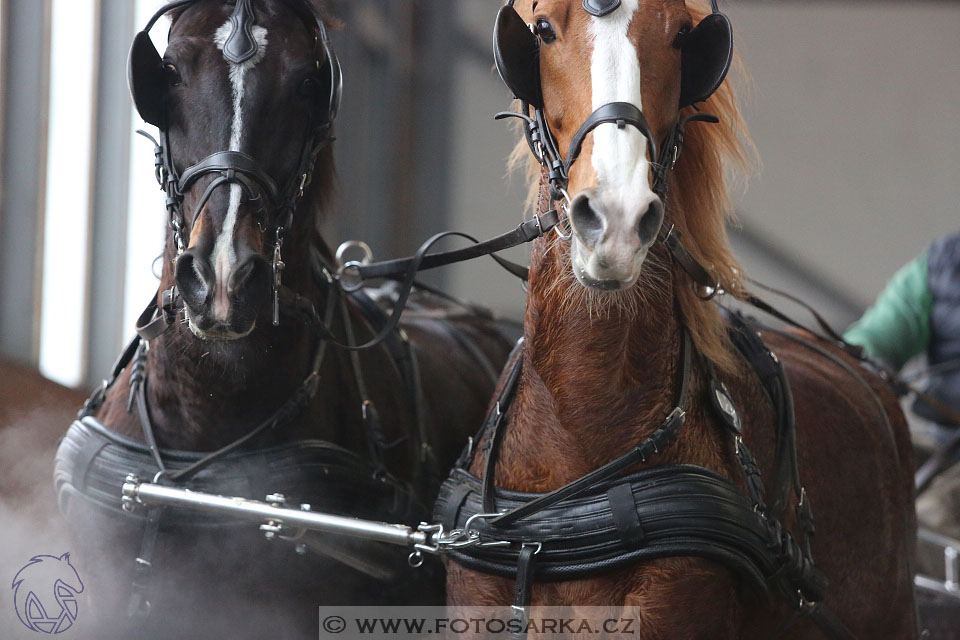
209, 20, 268, 322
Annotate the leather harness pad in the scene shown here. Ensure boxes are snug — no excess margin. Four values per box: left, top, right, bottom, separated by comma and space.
435, 466, 773, 600
55, 416, 424, 530
582, 0, 621, 17
222, 0, 259, 64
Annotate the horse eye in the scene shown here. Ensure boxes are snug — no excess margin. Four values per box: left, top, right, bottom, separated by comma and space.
673, 27, 690, 49
299, 77, 319, 97
535, 18, 557, 44
164, 63, 182, 86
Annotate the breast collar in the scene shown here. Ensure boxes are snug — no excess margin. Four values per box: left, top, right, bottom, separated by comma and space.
433, 312, 855, 640
55, 414, 423, 529
62, 282, 434, 526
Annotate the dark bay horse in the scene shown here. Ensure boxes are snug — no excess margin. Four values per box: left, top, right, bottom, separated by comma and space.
53, 1, 514, 638
444, 1, 916, 637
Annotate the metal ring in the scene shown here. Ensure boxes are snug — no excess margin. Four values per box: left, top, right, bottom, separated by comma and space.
463, 512, 502, 532
554, 213, 573, 241
696, 281, 724, 301
553, 188, 573, 241
522, 541, 543, 555
408, 551, 424, 568
335, 239, 373, 268
797, 590, 816, 612
337, 261, 364, 292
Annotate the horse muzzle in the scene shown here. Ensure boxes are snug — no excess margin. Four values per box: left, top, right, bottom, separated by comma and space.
568, 189, 663, 291
175, 248, 270, 340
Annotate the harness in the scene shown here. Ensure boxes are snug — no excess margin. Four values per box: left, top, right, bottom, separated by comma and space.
433, 313, 854, 640
55, 416, 422, 532
60, 277, 438, 617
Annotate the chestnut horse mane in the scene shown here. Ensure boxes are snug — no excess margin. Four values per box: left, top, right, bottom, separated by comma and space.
510, 0, 756, 371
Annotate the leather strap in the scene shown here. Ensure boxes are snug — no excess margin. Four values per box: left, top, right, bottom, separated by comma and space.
178, 150, 281, 205
347, 210, 559, 284
659, 224, 719, 294
130, 288, 337, 484
606, 483, 645, 548
126, 506, 163, 619
806, 602, 857, 640
135, 287, 180, 341
510, 545, 538, 640
564, 102, 656, 175
130, 342, 167, 474
486, 330, 692, 528
481, 346, 526, 513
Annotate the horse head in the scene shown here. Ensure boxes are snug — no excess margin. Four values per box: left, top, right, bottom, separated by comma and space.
130, 0, 340, 340
496, 0, 732, 291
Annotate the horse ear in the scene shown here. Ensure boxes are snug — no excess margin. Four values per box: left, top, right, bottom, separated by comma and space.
493, 5, 543, 108
128, 31, 167, 127
679, 11, 733, 107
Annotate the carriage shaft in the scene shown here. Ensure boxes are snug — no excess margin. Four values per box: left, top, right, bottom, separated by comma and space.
121, 478, 428, 548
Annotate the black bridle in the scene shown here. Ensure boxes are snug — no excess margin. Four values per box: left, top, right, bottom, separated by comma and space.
493, 0, 729, 204
489, 0, 729, 298
131, 0, 342, 326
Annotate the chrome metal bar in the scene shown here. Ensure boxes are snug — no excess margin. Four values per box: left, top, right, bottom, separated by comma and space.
121, 477, 428, 548
946, 546, 959, 592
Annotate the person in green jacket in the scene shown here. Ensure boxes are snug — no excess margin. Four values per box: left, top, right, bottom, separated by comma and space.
845, 232, 960, 433
844, 252, 932, 372
845, 232, 960, 540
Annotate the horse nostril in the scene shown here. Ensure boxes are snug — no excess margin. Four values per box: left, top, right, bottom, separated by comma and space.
637, 198, 664, 246
174, 250, 213, 309
570, 194, 604, 243
228, 255, 270, 308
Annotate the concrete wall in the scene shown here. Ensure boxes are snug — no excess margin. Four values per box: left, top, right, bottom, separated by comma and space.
729, 1, 960, 316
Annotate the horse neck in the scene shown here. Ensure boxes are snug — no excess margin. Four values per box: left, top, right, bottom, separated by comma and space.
142, 206, 340, 451
514, 239, 685, 470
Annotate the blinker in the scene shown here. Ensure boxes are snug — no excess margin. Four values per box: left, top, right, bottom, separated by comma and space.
582, 0, 621, 17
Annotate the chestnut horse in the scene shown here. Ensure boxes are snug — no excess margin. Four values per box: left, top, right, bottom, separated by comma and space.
444, 1, 916, 638
53, 1, 514, 638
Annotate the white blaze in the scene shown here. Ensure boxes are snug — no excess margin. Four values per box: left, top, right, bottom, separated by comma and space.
209, 21, 268, 319
587, 0, 650, 218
